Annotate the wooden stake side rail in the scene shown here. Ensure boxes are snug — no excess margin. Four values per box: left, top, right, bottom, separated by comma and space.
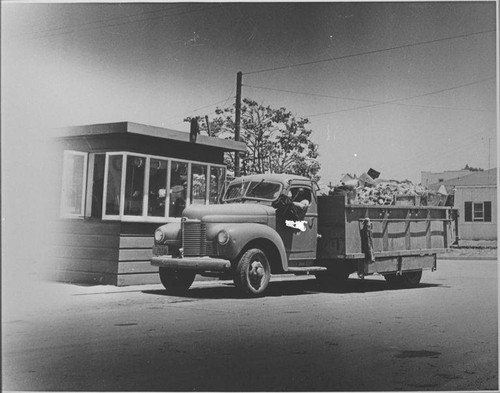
317, 195, 458, 259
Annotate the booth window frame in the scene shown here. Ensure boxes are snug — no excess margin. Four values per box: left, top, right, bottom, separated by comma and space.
102, 151, 226, 223
60, 150, 88, 218
60, 150, 226, 222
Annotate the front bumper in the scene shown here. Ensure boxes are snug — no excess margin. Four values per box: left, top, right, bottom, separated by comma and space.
151, 256, 232, 271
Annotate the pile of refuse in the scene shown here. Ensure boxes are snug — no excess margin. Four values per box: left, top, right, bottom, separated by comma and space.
331, 168, 448, 206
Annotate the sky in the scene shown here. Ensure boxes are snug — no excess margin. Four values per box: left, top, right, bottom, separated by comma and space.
1, 1, 498, 186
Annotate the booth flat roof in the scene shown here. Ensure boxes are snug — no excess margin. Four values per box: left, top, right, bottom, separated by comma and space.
52, 121, 247, 152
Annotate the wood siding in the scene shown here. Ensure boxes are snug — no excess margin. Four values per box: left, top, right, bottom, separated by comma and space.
47, 220, 161, 286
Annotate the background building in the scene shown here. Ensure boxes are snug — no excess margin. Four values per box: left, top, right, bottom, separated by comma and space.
421, 169, 473, 188
44, 122, 246, 286
423, 169, 497, 241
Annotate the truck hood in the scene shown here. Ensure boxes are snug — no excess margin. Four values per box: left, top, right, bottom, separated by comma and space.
183, 203, 276, 224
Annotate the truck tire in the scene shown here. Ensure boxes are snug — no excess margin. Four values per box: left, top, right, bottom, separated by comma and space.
159, 267, 196, 295
384, 270, 422, 288
233, 248, 271, 297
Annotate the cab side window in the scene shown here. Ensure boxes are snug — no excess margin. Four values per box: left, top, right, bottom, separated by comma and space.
289, 187, 312, 208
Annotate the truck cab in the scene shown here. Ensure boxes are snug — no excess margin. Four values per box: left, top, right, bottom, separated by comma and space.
151, 174, 320, 296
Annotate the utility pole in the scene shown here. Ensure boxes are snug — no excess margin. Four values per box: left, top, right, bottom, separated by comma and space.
488, 137, 491, 169
234, 71, 242, 177
205, 115, 211, 136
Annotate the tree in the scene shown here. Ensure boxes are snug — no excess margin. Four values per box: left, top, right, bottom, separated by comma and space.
462, 164, 484, 172
186, 98, 320, 180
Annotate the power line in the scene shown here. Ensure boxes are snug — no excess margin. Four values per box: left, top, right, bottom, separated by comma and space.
305, 76, 496, 118
244, 83, 496, 113
244, 29, 496, 76
18, 4, 222, 41
164, 94, 235, 127
13, 4, 188, 38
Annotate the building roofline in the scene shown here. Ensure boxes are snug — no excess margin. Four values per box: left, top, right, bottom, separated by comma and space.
454, 185, 497, 189
428, 168, 497, 188
50, 121, 247, 153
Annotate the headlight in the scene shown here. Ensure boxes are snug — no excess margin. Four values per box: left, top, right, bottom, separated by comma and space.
217, 230, 230, 245
154, 229, 165, 243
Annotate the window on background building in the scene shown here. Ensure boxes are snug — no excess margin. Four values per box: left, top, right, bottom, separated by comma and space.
60, 151, 88, 217
464, 201, 492, 222
105, 154, 123, 216
148, 158, 168, 217
124, 155, 146, 216
169, 161, 188, 217
210, 166, 226, 203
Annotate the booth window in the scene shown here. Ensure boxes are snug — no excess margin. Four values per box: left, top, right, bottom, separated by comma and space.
105, 154, 123, 215
464, 201, 492, 222
124, 156, 146, 216
191, 164, 208, 205
90, 154, 106, 218
102, 152, 225, 221
210, 166, 225, 203
60, 151, 88, 217
169, 161, 188, 217
148, 158, 168, 217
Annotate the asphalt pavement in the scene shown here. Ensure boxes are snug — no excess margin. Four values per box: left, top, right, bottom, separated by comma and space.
2, 258, 498, 391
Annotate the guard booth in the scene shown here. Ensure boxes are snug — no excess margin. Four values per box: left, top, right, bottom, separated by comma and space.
44, 122, 246, 286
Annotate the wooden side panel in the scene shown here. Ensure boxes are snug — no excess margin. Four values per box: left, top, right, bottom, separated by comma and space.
117, 261, 158, 274
410, 221, 429, 249
119, 249, 153, 261
430, 221, 446, 249
371, 221, 384, 252
116, 273, 161, 287
48, 258, 117, 274
47, 220, 121, 283
50, 219, 121, 235
318, 195, 454, 259
50, 246, 117, 261
364, 254, 436, 275
387, 222, 407, 251
317, 196, 347, 258
115, 224, 160, 286
52, 233, 119, 248
46, 269, 118, 286
119, 236, 154, 249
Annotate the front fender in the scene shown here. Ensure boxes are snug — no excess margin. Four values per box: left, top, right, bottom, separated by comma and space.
155, 221, 181, 244
215, 223, 288, 270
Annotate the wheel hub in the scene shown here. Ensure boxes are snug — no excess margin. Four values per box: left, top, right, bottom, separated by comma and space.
249, 261, 265, 289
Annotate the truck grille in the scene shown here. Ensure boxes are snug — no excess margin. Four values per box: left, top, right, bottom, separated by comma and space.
182, 221, 207, 256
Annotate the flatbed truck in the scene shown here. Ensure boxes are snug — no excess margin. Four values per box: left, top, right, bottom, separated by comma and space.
151, 174, 457, 297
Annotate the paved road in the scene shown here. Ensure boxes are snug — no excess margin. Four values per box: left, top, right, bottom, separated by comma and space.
2, 259, 498, 391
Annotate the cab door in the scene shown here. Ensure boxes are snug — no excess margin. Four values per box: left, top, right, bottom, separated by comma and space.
277, 183, 318, 266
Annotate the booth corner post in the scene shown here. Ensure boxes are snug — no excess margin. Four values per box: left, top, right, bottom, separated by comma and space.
234, 71, 242, 177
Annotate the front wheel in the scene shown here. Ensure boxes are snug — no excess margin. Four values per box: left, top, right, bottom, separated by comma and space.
384, 270, 422, 288
233, 248, 271, 297
159, 268, 196, 295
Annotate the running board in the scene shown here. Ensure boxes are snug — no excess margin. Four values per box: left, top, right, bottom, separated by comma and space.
286, 266, 328, 273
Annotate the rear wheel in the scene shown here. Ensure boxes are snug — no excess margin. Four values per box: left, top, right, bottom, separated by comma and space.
384, 270, 422, 288
159, 268, 196, 295
233, 248, 271, 297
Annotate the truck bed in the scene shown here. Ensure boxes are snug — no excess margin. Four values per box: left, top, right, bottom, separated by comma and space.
317, 195, 457, 260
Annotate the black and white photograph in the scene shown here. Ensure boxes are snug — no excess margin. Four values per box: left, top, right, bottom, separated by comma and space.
1, 1, 498, 391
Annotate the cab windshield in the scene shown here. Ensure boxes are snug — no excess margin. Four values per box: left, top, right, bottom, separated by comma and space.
223, 180, 282, 202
